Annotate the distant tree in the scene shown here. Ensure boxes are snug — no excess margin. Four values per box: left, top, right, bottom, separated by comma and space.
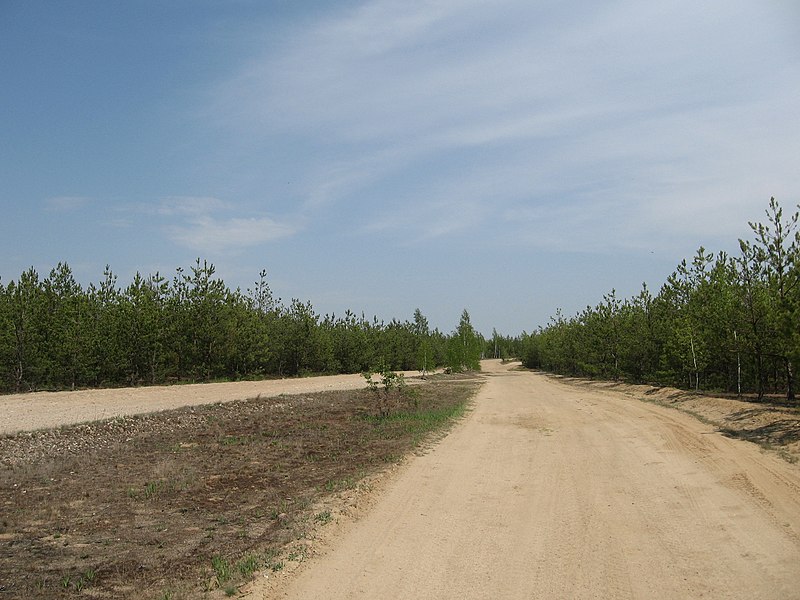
247, 268, 277, 314
412, 308, 433, 375
42, 262, 89, 389
736, 239, 771, 398
448, 309, 482, 371
0, 278, 12, 389
281, 299, 320, 375
748, 198, 799, 400
86, 265, 127, 386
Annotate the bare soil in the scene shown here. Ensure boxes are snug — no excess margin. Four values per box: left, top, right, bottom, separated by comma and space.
0, 374, 479, 598
553, 374, 800, 463
249, 360, 800, 600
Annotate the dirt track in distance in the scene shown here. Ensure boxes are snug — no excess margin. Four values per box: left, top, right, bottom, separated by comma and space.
250, 360, 800, 600
0, 372, 422, 435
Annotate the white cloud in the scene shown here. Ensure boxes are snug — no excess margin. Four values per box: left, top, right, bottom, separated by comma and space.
139, 196, 299, 254
169, 215, 296, 254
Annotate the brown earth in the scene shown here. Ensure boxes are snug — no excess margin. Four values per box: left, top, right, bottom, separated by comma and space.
248, 360, 800, 600
0, 373, 479, 598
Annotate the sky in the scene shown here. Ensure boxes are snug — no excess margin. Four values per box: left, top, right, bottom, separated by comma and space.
1, 1, 799, 336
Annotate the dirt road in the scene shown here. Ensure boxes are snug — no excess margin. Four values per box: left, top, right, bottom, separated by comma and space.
0, 371, 423, 434
254, 360, 800, 599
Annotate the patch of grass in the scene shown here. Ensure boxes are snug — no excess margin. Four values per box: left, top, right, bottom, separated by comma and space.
128, 479, 168, 500
143, 480, 163, 499
211, 555, 232, 584
368, 400, 470, 446
314, 510, 332, 524
287, 546, 307, 562
237, 554, 261, 577
219, 434, 252, 446
323, 477, 357, 492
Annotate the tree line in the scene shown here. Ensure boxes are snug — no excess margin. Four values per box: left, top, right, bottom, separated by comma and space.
0, 259, 485, 393
522, 197, 800, 401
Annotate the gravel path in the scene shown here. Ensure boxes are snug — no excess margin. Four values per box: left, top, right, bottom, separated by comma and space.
0, 371, 423, 435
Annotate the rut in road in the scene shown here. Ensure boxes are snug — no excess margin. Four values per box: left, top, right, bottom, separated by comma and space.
252, 360, 800, 600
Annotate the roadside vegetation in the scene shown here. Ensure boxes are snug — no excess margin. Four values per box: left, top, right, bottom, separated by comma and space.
0, 375, 480, 598
522, 197, 800, 401
0, 261, 484, 393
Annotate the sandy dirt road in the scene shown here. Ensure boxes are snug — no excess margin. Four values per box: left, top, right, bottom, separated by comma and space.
255, 360, 800, 599
0, 371, 424, 435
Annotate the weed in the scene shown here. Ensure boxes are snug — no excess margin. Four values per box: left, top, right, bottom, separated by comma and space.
138, 480, 163, 500
323, 478, 349, 492
271, 561, 284, 572
314, 510, 332, 524
269, 500, 289, 521
211, 555, 232, 584
295, 496, 312, 510
763, 443, 799, 464
781, 450, 798, 464
237, 554, 261, 577
220, 435, 250, 446
262, 548, 281, 564
224, 584, 237, 596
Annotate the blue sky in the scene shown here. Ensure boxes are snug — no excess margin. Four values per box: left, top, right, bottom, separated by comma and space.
2, 1, 799, 335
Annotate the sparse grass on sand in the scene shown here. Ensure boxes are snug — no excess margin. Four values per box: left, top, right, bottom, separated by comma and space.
0, 375, 480, 599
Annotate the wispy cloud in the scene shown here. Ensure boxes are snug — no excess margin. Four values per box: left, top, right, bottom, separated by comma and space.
365, 196, 487, 242
168, 215, 296, 254
146, 196, 297, 254
205, 0, 800, 253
